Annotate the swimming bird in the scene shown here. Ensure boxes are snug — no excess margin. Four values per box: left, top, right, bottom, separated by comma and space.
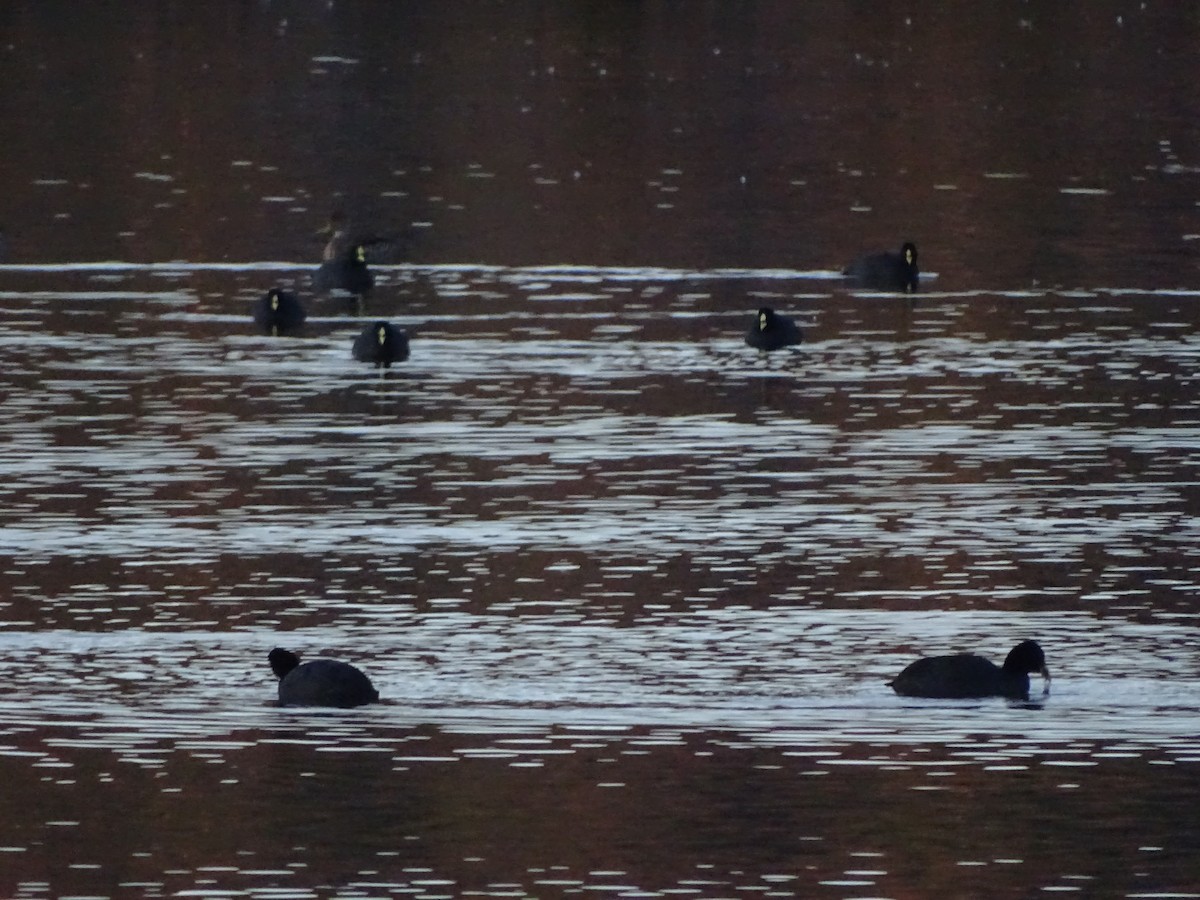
317, 211, 407, 265
890, 639, 1050, 700
268, 648, 379, 708
352, 320, 410, 368
314, 242, 374, 297
745, 307, 803, 351
252, 288, 306, 335
844, 242, 919, 293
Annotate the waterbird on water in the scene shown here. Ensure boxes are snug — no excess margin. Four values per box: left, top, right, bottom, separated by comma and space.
268, 648, 379, 708
314, 241, 374, 298
352, 320, 410, 368
314, 211, 409, 298
745, 307, 803, 351
843, 242, 919, 293
889, 639, 1050, 699
252, 287, 306, 336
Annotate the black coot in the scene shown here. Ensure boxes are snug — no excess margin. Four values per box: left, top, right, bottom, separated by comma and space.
844, 242, 919, 293
268, 648, 379, 708
253, 288, 306, 335
314, 242, 374, 297
890, 639, 1050, 699
745, 307, 803, 351
353, 320, 410, 368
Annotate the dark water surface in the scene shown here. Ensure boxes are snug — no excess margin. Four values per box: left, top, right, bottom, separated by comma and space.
3, 3, 1200, 898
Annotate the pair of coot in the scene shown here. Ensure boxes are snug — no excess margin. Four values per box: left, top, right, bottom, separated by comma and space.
266, 639, 1050, 708
252, 289, 408, 368
253, 216, 390, 335
744, 243, 919, 351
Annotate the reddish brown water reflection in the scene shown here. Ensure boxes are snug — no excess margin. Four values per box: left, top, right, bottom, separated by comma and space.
1, 2, 1198, 283
0, 733, 1197, 898
3, 2, 1200, 899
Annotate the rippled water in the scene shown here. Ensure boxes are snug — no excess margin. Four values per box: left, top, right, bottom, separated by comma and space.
5, 1, 1200, 897
2, 262, 1200, 897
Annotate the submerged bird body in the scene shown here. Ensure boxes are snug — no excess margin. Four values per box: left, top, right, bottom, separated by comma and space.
253, 288, 306, 335
890, 639, 1050, 699
268, 648, 379, 708
745, 307, 803, 351
353, 320, 410, 368
844, 242, 919, 293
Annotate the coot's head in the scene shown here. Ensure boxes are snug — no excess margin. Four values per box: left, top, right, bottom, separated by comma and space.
757, 307, 774, 332
268, 648, 301, 680
265, 288, 296, 314
1003, 639, 1049, 680
900, 242, 919, 293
